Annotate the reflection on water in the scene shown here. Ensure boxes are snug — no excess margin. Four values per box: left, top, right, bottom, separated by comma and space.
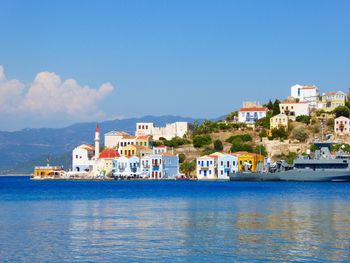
0, 178, 350, 262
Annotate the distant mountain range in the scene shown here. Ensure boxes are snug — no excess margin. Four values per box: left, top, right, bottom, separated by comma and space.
0, 115, 216, 174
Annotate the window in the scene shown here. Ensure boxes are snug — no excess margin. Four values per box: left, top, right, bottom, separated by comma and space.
75, 155, 78, 158
207, 161, 209, 166
221, 161, 223, 166
198, 161, 200, 165
221, 171, 223, 175
209, 170, 211, 174
199, 170, 202, 174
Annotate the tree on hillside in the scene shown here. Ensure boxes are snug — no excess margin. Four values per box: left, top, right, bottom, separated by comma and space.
296, 115, 311, 125
213, 139, 223, 151
179, 153, 186, 163
334, 106, 350, 118
272, 99, 281, 116
264, 99, 274, 110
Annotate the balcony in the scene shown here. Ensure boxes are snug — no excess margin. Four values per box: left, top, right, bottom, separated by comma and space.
200, 167, 209, 171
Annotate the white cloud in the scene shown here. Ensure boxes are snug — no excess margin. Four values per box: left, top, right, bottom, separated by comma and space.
0, 65, 114, 121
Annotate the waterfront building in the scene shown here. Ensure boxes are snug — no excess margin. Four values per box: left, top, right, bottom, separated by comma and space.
136, 122, 189, 140
238, 103, 268, 125
321, 91, 347, 112
270, 113, 289, 130
72, 144, 95, 172
104, 131, 129, 148
290, 84, 319, 109
196, 152, 238, 180
33, 166, 64, 179
334, 116, 350, 135
213, 153, 238, 180
150, 153, 179, 179
140, 156, 152, 177
113, 156, 141, 178
234, 151, 265, 172
279, 101, 309, 120
96, 148, 120, 177
196, 155, 216, 180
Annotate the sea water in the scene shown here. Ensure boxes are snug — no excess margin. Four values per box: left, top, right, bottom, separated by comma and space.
0, 176, 349, 262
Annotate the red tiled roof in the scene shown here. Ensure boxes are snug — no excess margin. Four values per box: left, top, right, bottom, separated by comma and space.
99, 149, 120, 159
122, 135, 136, 139
239, 107, 268, 112
301, 85, 317, 90
280, 101, 308, 104
155, 146, 167, 148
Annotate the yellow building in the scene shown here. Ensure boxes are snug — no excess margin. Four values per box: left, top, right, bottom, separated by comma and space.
270, 113, 288, 130
234, 151, 265, 172
33, 166, 64, 179
135, 135, 152, 148
121, 144, 152, 157
96, 149, 120, 176
321, 91, 346, 112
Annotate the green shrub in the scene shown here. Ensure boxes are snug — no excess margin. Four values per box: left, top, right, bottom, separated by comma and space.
292, 128, 308, 142
213, 139, 223, 151
226, 134, 252, 143
271, 127, 288, 140
193, 135, 212, 148
230, 142, 253, 153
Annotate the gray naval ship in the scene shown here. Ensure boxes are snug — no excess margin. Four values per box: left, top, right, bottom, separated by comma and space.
230, 140, 350, 182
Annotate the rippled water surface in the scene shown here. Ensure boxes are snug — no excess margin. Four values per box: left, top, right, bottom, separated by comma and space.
0, 177, 350, 262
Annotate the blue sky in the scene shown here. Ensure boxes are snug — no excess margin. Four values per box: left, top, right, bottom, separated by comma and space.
0, 0, 349, 131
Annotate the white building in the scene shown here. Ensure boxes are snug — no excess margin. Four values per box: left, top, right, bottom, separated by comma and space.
290, 84, 319, 109
136, 122, 189, 140
334, 116, 350, 135
196, 152, 238, 180
72, 144, 95, 172
279, 102, 309, 120
104, 131, 130, 148
238, 105, 268, 124
196, 155, 216, 180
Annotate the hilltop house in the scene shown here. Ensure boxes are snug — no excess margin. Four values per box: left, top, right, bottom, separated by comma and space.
279, 101, 309, 120
270, 113, 288, 130
334, 116, 350, 135
290, 84, 319, 109
238, 102, 268, 125
321, 91, 347, 112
